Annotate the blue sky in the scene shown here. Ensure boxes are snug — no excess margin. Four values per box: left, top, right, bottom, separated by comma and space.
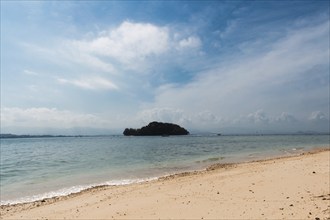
1, 1, 329, 134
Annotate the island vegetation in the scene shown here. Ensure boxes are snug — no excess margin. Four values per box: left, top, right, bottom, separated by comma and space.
123, 121, 189, 136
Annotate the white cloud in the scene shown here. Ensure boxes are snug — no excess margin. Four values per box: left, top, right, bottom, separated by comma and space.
72, 21, 170, 64
23, 69, 40, 76
247, 109, 269, 124
178, 36, 201, 49
147, 19, 329, 123
137, 108, 187, 125
231, 111, 298, 127
66, 21, 203, 75
19, 21, 204, 95
309, 111, 328, 122
135, 108, 224, 131
194, 111, 222, 124
57, 76, 118, 90
67, 51, 116, 73
133, 108, 303, 133
306, 111, 329, 133
1, 107, 108, 129
274, 112, 297, 123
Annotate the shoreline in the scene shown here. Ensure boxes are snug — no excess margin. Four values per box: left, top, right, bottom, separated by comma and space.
1, 147, 329, 219
1, 135, 328, 207
1, 147, 327, 206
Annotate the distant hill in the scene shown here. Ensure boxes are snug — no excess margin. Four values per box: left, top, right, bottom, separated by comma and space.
123, 121, 189, 136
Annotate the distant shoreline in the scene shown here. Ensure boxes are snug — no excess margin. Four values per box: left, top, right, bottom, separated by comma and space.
1, 132, 329, 139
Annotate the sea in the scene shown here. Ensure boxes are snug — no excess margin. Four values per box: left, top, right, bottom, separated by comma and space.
0, 134, 329, 205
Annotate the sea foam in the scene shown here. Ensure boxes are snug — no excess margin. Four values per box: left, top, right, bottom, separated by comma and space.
1, 178, 157, 205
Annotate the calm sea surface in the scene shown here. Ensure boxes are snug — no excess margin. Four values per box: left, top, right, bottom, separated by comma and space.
1, 134, 329, 205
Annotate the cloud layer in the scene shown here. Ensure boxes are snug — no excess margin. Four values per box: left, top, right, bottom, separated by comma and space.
1, 2, 329, 134
142, 19, 329, 124
72, 22, 170, 65
57, 77, 118, 90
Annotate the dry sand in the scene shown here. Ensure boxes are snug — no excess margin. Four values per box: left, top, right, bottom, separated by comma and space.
1, 149, 329, 220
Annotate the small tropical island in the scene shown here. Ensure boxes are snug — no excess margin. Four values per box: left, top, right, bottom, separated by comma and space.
123, 121, 189, 136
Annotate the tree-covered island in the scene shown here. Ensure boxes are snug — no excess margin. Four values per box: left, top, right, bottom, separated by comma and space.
123, 121, 189, 136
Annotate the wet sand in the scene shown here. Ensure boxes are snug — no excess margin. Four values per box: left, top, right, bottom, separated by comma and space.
1, 148, 329, 219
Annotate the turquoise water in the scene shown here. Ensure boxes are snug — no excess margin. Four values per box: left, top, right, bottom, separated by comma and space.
1, 134, 329, 205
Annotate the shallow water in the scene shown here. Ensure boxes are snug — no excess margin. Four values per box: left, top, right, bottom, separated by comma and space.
1, 134, 329, 205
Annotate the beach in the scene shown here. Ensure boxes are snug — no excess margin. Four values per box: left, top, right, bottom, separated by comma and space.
1, 148, 329, 220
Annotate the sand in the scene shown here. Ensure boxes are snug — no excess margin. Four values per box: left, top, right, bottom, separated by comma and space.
1, 148, 329, 220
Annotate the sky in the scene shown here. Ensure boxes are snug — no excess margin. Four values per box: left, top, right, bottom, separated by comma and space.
1, 1, 329, 135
